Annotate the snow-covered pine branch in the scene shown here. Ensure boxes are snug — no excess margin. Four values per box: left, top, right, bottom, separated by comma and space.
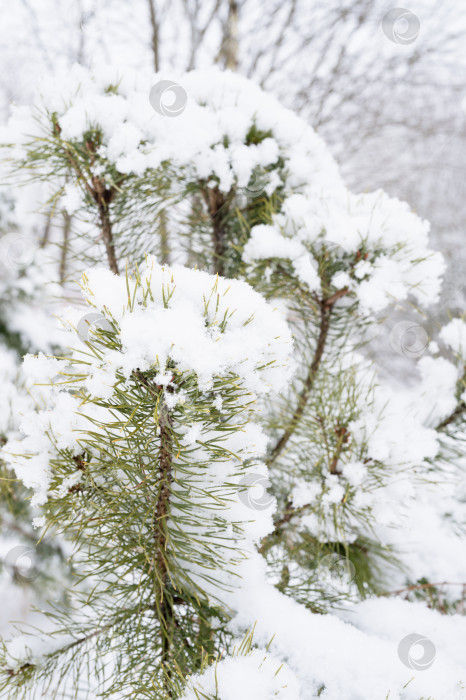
1, 258, 293, 697
0, 66, 465, 699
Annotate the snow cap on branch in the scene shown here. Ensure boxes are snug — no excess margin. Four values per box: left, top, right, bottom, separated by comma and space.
2, 259, 294, 508
81, 256, 294, 393
181, 647, 301, 700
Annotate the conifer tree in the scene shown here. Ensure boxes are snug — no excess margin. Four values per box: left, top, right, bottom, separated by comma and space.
0, 67, 465, 699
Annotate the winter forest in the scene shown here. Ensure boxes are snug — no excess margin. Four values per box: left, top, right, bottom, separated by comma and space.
0, 1, 465, 698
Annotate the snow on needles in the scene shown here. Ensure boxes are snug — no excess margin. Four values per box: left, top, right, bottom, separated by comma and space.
1, 65, 445, 313
81, 257, 294, 393
244, 190, 445, 311
1, 63, 341, 193
181, 648, 301, 700
1, 258, 294, 507
0, 65, 463, 700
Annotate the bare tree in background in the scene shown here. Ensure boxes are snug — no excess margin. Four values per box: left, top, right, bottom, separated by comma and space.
1, 0, 465, 311
147, 0, 160, 71
217, 0, 239, 69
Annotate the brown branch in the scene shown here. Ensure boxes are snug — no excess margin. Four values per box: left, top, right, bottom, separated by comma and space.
155, 401, 174, 691
258, 495, 323, 555
6, 663, 34, 678
92, 174, 119, 275
258, 500, 294, 555
39, 210, 52, 248
59, 211, 71, 284
133, 370, 174, 689
380, 581, 466, 597
323, 287, 349, 308
329, 423, 349, 475
268, 304, 326, 468
96, 200, 119, 275
436, 401, 466, 431
154, 403, 173, 587
159, 209, 170, 265
259, 287, 350, 554
183, 0, 222, 70
201, 185, 229, 275
266, 288, 349, 468
54, 122, 120, 275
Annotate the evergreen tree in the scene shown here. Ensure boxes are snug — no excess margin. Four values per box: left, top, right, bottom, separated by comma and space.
0, 66, 465, 699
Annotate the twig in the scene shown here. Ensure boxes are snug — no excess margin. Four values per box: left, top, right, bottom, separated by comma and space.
379, 581, 466, 597
59, 211, 71, 284
436, 402, 466, 431
53, 122, 120, 275
266, 290, 348, 468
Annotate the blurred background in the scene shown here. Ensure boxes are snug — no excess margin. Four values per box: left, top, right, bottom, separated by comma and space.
1, 0, 465, 312
0, 0, 465, 655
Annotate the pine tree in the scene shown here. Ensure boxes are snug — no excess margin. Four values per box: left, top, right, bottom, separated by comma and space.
0, 66, 465, 699
0, 192, 73, 620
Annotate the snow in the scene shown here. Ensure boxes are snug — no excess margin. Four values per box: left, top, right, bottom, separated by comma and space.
243, 224, 320, 291
81, 258, 294, 392
0, 62, 464, 700
440, 318, 466, 356
225, 554, 466, 700
244, 190, 444, 312
181, 648, 301, 700
2, 64, 446, 319
341, 461, 368, 487
1, 260, 294, 581
2, 64, 341, 200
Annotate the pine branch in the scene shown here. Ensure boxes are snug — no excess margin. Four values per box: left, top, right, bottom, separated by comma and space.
328, 423, 349, 475
201, 185, 229, 275
380, 581, 466, 597
436, 401, 466, 432
39, 210, 52, 248
155, 401, 174, 693
134, 369, 175, 693
4, 605, 151, 680
52, 121, 120, 275
258, 499, 320, 555
59, 211, 71, 284
159, 209, 170, 265
92, 174, 119, 275
266, 290, 348, 468
52, 122, 95, 201
258, 500, 295, 554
